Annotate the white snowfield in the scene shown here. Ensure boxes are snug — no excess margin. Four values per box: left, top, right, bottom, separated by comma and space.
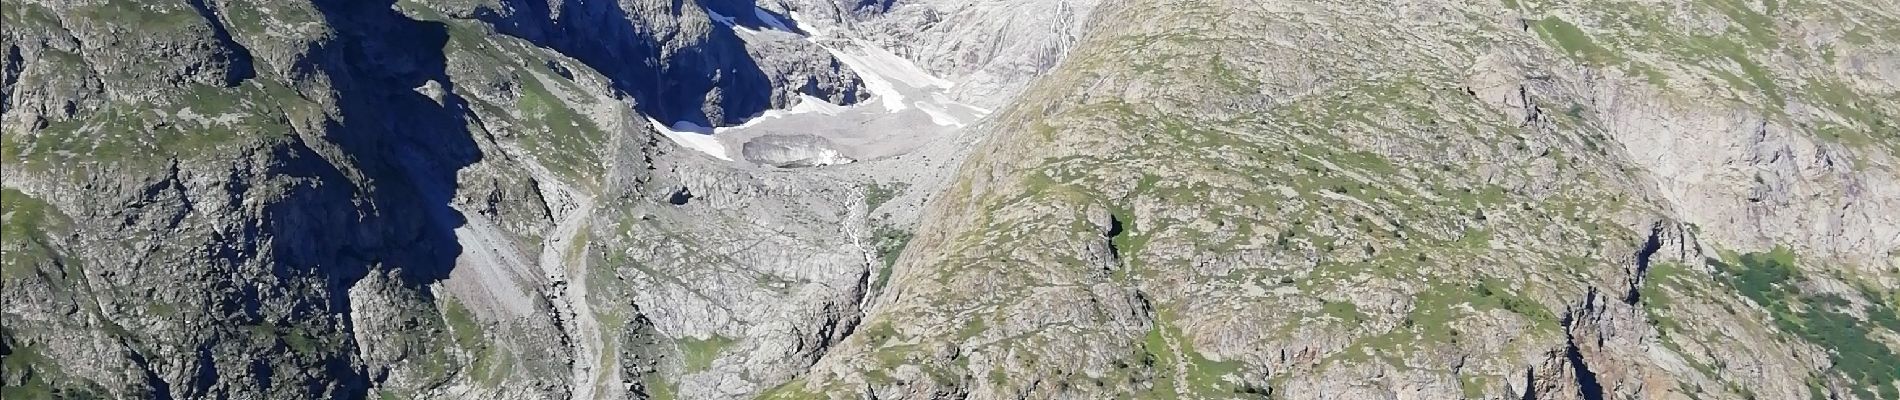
753, 8, 795, 32
654, 6, 991, 164
821, 41, 953, 112
649, 118, 733, 161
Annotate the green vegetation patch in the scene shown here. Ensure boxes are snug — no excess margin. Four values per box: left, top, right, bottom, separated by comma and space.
864, 182, 906, 210
245, 323, 323, 355
1, 190, 69, 281
678, 335, 735, 372
1469, 280, 1557, 325
0, 2, 62, 29
8, 82, 305, 172
438, 298, 510, 386
755, 379, 825, 400
1708, 248, 1900, 398
220, 2, 323, 39
1694, 0, 1779, 47
1461, 374, 1487, 398
1, 338, 108, 400
1533, 17, 1621, 66
513, 76, 607, 184
1345, 279, 1558, 362
642, 375, 679, 400
1140, 317, 1244, 397
1639, 261, 1691, 336
1321, 300, 1366, 325
870, 226, 913, 292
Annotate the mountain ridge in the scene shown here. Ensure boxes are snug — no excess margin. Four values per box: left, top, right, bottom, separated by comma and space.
3, 0, 1898, 399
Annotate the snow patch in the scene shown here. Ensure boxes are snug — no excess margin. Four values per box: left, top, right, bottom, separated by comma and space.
823, 41, 956, 113
710, 7, 796, 34
707, 10, 737, 26
649, 95, 854, 160
754, 8, 794, 32
788, 11, 831, 36
641, 8, 998, 166
785, 94, 849, 115
722, 95, 850, 130
914, 101, 965, 127
649, 119, 732, 160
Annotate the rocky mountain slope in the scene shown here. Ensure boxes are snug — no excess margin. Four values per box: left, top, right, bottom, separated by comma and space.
2, 0, 1897, 399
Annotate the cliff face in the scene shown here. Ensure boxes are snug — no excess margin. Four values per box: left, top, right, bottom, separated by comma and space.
2, 0, 1897, 399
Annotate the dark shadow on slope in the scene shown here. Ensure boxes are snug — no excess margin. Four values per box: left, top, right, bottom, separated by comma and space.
305, 0, 479, 287
1565, 337, 1606, 400
1624, 225, 1663, 305
700, 0, 806, 34
183, 0, 256, 85
469, 0, 775, 127
177, 1, 482, 398
126, 345, 176, 400
1562, 292, 1607, 400
1103, 213, 1126, 266
2, 44, 24, 114
853, 0, 898, 13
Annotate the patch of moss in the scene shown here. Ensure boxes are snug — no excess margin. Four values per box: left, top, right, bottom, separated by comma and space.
1357, 280, 1558, 359
678, 335, 734, 372
1472, 279, 1557, 325
1, 342, 57, 400
1695, 0, 1779, 47
1681, 37, 1784, 107
1640, 262, 1690, 335
220, 2, 322, 39
0, 2, 61, 29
